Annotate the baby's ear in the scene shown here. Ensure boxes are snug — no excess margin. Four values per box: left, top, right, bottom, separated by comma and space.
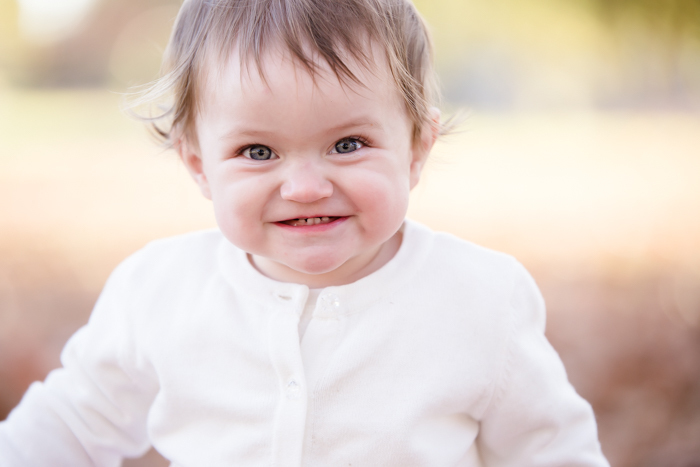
176, 136, 212, 200
409, 107, 440, 189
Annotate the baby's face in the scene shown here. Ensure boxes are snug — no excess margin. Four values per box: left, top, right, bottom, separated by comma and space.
180, 46, 433, 286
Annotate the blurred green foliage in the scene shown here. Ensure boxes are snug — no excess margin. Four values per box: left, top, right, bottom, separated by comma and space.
1, 0, 699, 108
0, 0, 20, 71
413, 0, 700, 108
589, 0, 700, 38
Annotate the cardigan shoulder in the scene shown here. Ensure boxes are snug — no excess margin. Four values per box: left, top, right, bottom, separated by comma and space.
109, 229, 226, 291
420, 228, 546, 351
420, 228, 533, 302
95, 229, 232, 333
120, 229, 225, 273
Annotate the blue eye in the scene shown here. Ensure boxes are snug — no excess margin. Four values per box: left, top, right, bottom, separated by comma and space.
243, 145, 273, 160
334, 138, 362, 154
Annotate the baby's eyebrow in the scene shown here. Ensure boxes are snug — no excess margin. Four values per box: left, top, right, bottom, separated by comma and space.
223, 120, 382, 141
234, 129, 275, 137
220, 128, 276, 140
324, 119, 382, 134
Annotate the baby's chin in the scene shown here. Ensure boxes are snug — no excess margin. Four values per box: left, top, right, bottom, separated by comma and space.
282, 254, 353, 278
251, 250, 363, 286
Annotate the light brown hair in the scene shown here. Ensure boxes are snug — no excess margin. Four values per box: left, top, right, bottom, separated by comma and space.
131, 0, 441, 145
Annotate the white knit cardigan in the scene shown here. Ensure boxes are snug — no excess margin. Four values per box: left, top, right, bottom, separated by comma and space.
0, 220, 609, 466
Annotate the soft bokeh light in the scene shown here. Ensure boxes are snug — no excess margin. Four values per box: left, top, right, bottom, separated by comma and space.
16, 0, 97, 44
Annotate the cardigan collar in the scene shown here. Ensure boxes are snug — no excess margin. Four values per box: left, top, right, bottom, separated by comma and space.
217, 219, 434, 316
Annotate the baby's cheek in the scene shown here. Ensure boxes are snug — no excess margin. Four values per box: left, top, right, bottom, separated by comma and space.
355, 174, 411, 228
211, 190, 259, 246
212, 206, 243, 247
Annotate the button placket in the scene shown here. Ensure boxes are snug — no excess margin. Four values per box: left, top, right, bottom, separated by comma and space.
319, 293, 341, 314
268, 286, 308, 466
285, 379, 301, 400
301, 321, 343, 384
299, 291, 348, 462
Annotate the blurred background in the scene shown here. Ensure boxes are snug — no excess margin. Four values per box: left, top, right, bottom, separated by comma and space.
1, 0, 699, 465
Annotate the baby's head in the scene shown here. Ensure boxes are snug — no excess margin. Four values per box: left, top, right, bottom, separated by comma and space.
140, 0, 442, 286
150, 0, 439, 147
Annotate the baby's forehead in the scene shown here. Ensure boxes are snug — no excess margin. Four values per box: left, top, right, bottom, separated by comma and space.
192, 42, 413, 145
199, 40, 396, 105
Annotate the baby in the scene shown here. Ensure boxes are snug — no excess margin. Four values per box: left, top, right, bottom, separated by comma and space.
0, 0, 609, 465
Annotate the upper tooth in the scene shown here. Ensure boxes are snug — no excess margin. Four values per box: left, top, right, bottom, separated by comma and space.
293, 217, 330, 225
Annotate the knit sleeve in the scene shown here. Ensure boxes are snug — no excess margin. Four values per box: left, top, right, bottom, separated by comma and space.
476, 263, 609, 467
0, 256, 158, 467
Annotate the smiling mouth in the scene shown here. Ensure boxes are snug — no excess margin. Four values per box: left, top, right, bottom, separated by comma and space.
280, 216, 341, 227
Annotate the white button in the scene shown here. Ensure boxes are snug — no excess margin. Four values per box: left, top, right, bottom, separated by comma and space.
286, 380, 301, 400
320, 293, 341, 312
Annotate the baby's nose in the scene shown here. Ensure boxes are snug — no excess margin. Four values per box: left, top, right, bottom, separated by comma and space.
280, 162, 333, 203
